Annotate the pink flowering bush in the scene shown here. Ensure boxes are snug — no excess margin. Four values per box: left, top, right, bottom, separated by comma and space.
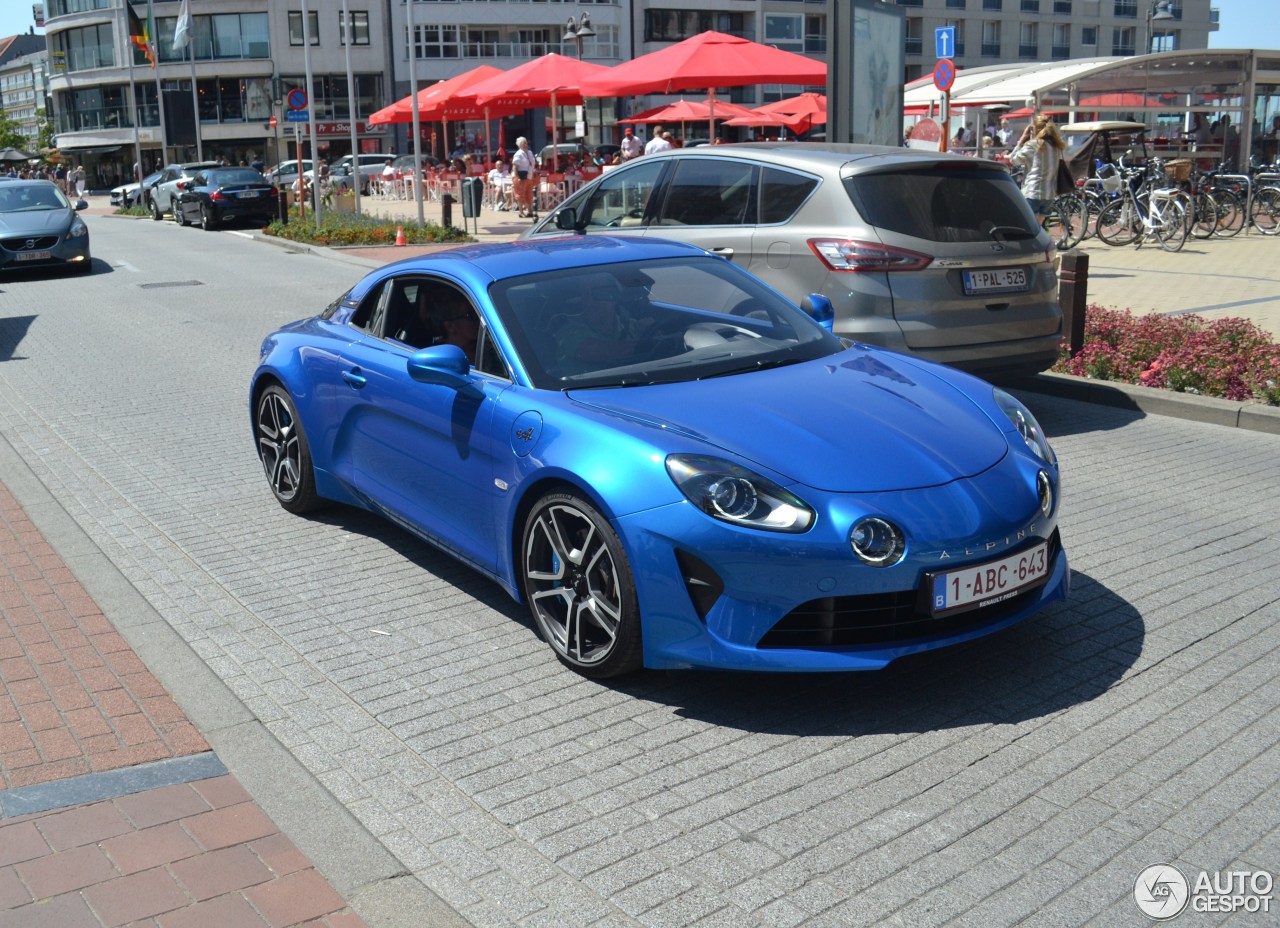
1051, 306, 1280, 406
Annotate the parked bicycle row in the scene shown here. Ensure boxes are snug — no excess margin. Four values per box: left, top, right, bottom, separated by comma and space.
1040, 154, 1280, 253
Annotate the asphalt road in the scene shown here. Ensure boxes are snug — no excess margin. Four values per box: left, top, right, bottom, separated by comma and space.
1, 211, 1277, 927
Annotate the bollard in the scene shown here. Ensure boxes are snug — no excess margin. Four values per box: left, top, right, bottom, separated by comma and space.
441, 193, 454, 229
1057, 251, 1089, 358
276, 187, 289, 224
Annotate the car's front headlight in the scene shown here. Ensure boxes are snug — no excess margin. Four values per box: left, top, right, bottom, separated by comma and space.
666, 454, 814, 533
994, 389, 1055, 466
66, 218, 88, 239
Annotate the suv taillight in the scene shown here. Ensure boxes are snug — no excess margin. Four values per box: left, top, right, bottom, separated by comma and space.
808, 239, 933, 273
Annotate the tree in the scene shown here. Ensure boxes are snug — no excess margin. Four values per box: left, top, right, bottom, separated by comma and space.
0, 111, 29, 151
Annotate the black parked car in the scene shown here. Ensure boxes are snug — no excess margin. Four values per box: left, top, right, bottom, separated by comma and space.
175, 167, 279, 230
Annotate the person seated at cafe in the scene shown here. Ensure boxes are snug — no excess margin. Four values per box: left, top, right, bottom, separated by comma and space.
488, 157, 513, 210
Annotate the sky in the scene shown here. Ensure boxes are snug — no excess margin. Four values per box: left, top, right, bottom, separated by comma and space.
1, 1, 1277, 55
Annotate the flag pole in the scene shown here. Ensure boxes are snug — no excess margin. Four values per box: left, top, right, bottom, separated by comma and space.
145, 0, 169, 163
341, 0, 359, 214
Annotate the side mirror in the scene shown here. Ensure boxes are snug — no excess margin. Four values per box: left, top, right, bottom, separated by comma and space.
554, 206, 578, 231
74, 199, 89, 211
407, 344, 471, 388
800, 294, 835, 332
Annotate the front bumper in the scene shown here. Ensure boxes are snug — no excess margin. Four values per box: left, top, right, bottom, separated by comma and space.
618, 453, 1068, 672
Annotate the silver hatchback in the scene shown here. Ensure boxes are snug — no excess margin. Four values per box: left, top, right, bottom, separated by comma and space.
524, 143, 1062, 378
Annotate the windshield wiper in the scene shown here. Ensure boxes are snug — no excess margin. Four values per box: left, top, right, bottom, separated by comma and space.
989, 225, 1036, 242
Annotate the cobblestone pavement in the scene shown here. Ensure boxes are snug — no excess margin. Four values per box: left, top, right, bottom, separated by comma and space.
1, 211, 1277, 927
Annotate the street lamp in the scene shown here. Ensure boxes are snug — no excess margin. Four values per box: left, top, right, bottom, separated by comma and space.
563, 13, 595, 59
1146, 0, 1175, 55
563, 14, 596, 152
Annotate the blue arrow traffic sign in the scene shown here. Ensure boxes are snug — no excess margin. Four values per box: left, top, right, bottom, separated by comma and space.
936, 26, 956, 60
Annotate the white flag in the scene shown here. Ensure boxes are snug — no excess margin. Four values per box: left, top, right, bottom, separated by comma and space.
172, 0, 192, 52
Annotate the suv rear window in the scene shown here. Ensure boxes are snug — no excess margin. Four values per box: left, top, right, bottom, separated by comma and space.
845, 167, 1037, 243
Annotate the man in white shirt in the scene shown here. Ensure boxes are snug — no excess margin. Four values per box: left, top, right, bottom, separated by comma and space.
644, 127, 671, 155
620, 128, 643, 160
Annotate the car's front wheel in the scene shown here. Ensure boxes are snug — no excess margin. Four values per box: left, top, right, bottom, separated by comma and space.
255, 384, 322, 514
151, 197, 163, 221
175, 201, 189, 226
520, 492, 642, 677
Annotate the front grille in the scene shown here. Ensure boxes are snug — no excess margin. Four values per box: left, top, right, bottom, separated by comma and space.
758, 530, 1061, 649
2, 236, 58, 252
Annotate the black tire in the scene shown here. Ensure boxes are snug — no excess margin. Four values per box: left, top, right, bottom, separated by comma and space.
1095, 198, 1140, 246
201, 204, 218, 231
1188, 191, 1218, 239
1153, 198, 1187, 252
151, 197, 164, 221
1250, 187, 1280, 235
175, 201, 189, 226
1209, 187, 1245, 237
255, 384, 323, 514
520, 491, 643, 678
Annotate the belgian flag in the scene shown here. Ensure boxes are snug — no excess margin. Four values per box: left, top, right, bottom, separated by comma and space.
127, 3, 156, 69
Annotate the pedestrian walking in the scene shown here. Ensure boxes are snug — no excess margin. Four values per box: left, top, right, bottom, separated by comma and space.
511, 137, 536, 218
1009, 114, 1066, 222
620, 128, 642, 160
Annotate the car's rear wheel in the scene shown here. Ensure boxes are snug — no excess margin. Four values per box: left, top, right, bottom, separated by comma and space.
201, 205, 218, 230
521, 492, 642, 678
255, 384, 323, 514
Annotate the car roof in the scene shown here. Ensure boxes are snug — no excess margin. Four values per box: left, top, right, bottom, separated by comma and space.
351, 235, 709, 300
640, 142, 1010, 175
0, 179, 60, 190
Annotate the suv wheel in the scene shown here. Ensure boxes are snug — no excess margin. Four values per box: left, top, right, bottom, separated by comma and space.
151, 197, 163, 221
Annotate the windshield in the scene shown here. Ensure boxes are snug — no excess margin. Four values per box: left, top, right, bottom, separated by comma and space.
490, 256, 842, 390
0, 185, 70, 212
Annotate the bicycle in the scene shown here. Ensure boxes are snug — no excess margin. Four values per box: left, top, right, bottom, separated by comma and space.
1094, 159, 1187, 252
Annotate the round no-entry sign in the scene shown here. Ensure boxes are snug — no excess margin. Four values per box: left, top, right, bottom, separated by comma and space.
933, 59, 956, 93
286, 88, 308, 111
268, 115, 278, 128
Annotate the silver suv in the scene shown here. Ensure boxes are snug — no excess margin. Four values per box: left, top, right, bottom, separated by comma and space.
149, 161, 219, 221
524, 143, 1062, 378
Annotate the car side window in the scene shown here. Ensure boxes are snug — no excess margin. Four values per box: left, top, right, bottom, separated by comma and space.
760, 166, 819, 224
655, 159, 757, 227
575, 160, 665, 229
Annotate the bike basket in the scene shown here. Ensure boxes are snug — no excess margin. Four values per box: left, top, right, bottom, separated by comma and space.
1101, 174, 1122, 193
1165, 159, 1192, 182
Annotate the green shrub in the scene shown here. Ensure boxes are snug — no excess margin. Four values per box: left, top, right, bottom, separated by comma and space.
263, 208, 470, 247
1052, 306, 1280, 405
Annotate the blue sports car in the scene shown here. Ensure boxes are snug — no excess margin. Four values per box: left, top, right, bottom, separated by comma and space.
251, 237, 1068, 676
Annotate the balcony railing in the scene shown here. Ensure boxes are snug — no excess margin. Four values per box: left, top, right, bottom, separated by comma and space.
1053, 0, 1072, 12
1021, 0, 1040, 10
1114, 1, 1137, 18
1051, 43, 1070, 57
1018, 43, 1038, 58
905, 37, 923, 54
981, 42, 1001, 56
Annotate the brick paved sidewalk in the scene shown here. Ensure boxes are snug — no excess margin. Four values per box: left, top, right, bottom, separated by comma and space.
0, 483, 369, 928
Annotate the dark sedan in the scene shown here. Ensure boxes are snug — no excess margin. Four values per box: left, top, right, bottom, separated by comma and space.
175, 167, 279, 230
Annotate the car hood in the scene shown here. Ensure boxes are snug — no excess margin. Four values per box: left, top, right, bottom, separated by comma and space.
567, 349, 1007, 492
0, 210, 72, 235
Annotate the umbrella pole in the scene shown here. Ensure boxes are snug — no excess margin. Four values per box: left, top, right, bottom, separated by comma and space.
708, 88, 716, 145
551, 90, 559, 173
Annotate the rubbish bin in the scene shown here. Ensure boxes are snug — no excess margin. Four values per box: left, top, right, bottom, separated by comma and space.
461, 176, 483, 219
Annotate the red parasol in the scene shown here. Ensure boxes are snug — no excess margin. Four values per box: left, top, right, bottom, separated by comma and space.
460, 54, 613, 169
578, 32, 825, 141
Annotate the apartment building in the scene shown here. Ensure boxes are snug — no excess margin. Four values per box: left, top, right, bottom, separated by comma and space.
0, 45, 50, 148
39, 0, 1222, 186
44, 0, 393, 188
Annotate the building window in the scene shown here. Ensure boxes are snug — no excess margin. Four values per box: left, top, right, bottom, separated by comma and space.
1114, 1, 1137, 18
1111, 26, 1135, 55
1081, 25, 1097, 46
47, 0, 110, 14
54, 23, 113, 72
1052, 22, 1070, 56
983, 0, 1002, 10
280, 74, 383, 121
946, 0, 966, 8
1021, 0, 1039, 10
645, 10, 748, 42
414, 25, 462, 59
1018, 22, 1037, 57
339, 11, 370, 47
905, 17, 922, 55
981, 21, 1000, 57
805, 14, 826, 54
289, 10, 320, 46
765, 14, 804, 52
1053, 0, 1071, 12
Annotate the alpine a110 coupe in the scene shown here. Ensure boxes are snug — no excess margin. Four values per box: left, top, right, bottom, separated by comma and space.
251, 236, 1068, 676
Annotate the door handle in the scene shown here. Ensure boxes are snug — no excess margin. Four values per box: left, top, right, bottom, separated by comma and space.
710, 247, 735, 257
342, 368, 367, 387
